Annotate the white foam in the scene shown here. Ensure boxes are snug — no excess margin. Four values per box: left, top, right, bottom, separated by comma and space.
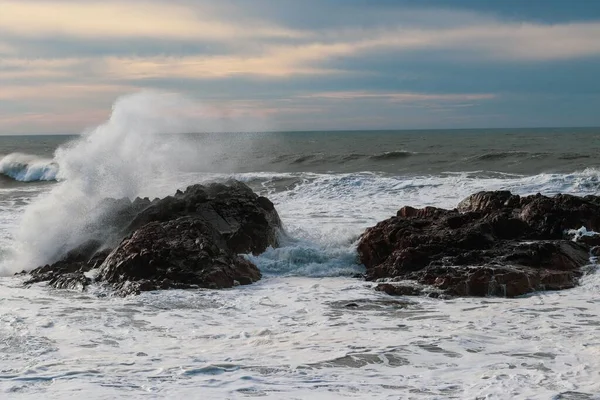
1, 276, 600, 399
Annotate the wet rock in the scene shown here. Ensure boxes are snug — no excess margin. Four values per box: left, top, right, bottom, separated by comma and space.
98, 217, 261, 295
575, 234, 600, 247
26, 181, 281, 295
359, 191, 597, 298
125, 181, 281, 255
49, 272, 91, 291
375, 283, 423, 296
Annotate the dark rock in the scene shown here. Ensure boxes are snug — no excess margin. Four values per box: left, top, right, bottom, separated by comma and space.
358, 191, 597, 298
125, 181, 281, 255
375, 283, 423, 296
63, 240, 103, 263
26, 181, 281, 295
457, 190, 518, 214
97, 217, 261, 295
49, 272, 91, 291
575, 234, 600, 247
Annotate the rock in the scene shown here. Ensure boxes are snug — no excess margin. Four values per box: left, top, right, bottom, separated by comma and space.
358, 191, 597, 298
26, 181, 281, 295
375, 283, 423, 296
457, 190, 518, 214
97, 217, 261, 295
49, 272, 91, 291
125, 181, 281, 255
518, 194, 600, 238
575, 234, 600, 247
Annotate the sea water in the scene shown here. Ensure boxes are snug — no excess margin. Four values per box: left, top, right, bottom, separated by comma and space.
1, 93, 600, 399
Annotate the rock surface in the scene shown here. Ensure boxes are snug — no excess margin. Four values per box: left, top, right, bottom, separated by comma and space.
358, 191, 598, 298
25, 181, 281, 295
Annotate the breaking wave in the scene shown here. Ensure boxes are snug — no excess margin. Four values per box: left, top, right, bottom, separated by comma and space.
0, 153, 59, 182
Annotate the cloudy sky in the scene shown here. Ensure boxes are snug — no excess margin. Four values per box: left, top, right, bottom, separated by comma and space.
1, 0, 600, 134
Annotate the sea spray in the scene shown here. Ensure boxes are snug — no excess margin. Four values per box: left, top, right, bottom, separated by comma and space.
3, 91, 263, 274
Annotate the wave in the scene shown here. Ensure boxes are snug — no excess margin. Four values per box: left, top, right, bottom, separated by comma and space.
0, 153, 59, 182
558, 153, 592, 160
469, 151, 593, 163
291, 154, 318, 164
470, 151, 549, 161
369, 150, 416, 161
271, 150, 418, 167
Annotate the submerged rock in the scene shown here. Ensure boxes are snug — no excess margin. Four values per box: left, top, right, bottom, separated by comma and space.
359, 191, 598, 298
25, 181, 281, 295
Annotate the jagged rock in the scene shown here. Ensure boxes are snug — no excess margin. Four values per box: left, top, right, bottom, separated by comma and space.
358, 191, 598, 298
125, 181, 280, 255
98, 217, 261, 295
25, 181, 281, 295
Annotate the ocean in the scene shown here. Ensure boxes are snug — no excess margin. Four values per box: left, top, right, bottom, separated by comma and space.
1, 95, 600, 399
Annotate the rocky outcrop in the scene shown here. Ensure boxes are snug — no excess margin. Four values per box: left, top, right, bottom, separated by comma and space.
25, 181, 281, 295
358, 191, 599, 298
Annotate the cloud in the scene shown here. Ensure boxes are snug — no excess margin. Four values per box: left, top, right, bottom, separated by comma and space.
3, 2, 600, 85
0, 109, 110, 134
55, 17, 600, 82
0, 41, 14, 55
0, 83, 136, 101
0, 57, 89, 80
0, 0, 305, 41
1, 1, 600, 133
100, 41, 361, 79
310, 21, 600, 63
423, 22, 600, 61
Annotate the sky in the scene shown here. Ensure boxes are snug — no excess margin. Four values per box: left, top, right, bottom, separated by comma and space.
1, 0, 600, 134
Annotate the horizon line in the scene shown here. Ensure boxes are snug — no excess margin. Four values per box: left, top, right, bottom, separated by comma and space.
1, 126, 599, 136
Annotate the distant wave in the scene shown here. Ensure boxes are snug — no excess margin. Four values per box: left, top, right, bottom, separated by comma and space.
369, 150, 417, 161
470, 151, 548, 161
0, 153, 59, 182
272, 150, 418, 166
469, 151, 592, 162
291, 154, 318, 164
341, 153, 365, 162
558, 153, 592, 160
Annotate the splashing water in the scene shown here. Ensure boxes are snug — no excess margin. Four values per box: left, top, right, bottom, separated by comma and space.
3, 92, 261, 274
